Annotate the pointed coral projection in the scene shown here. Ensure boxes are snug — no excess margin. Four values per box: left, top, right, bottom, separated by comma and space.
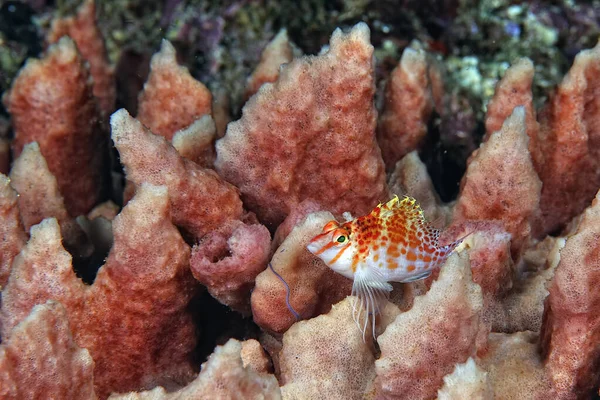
540, 189, 600, 398
0, 184, 198, 399
108, 339, 281, 400
251, 211, 352, 333
111, 109, 243, 238
3, 37, 109, 216
483, 58, 540, 161
0, 175, 26, 287
452, 107, 541, 255
377, 46, 435, 171
47, 0, 115, 114
215, 23, 388, 228
0, 301, 96, 400
279, 298, 376, 400
536, 41, 600, 236
244, 29, 296, 100
375, 251, 485, 399
137, 40, 212, 141
171, 114, 217, 167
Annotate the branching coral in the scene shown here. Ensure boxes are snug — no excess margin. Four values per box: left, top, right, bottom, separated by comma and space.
111, 109, 243, 238
376, 252, 485, 399
279, 298, 376, 399
377, 46, 435, 171
0, 184, 198, 398
540, 189, 600, 398
244, 29, 296, 100
453, 106, 542, 255
47, 0, 115, 115
3, 36, 109, 216
137, 40, 212, 140
215, 23, 387, 228
0, 301, 96, 400
0, 175, 25, 287
109, 339, 281, 400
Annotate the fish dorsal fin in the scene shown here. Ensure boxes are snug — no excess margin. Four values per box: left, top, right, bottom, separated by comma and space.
351, 267, 393, 342
378, 195, 426, 224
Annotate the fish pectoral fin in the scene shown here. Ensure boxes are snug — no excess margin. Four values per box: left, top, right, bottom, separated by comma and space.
351, 269, 392, 342
399, 270, 432, 283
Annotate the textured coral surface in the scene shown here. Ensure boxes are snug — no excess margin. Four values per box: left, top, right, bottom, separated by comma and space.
3, 5, 600, 398
0, 301, 96, 400
137, 40, 212, 140
215, 23, 388, 228
4, 37, 108, 216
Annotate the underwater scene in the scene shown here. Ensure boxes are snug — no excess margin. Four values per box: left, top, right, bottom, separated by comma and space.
1, 0, 600, 398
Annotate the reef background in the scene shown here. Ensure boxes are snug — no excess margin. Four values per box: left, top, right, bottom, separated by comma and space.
2, 0, 599, 201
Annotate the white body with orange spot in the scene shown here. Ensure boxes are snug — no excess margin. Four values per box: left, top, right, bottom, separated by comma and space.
307, 195, 463, 339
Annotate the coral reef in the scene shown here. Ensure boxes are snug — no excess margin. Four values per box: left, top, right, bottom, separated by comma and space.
137, 39, 212, 140
2, 3, 600, 399
541, 189, 600, 398
215, 23, 388, 228
3, 36, 108, 216
0, 301, 96, 400
1, 184, 198, 398
47, 0, 115, 114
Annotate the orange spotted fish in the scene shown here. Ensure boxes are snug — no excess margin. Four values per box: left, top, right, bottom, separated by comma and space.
307, 195, 464, 339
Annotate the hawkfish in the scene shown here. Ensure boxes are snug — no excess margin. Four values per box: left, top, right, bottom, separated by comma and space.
307, 195, 464, 340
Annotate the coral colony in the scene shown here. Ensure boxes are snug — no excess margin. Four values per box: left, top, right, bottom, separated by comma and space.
1, 0, 600, 399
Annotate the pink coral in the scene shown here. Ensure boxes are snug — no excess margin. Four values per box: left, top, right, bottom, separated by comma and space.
453, 107, 541, 255
375, 252, 485, 399
540, 189, 600, 398
279, 298, 376, 399
109, 339, 281, 400
245, 29, 295, 100
0, 301, 96, 400
215, 23, 387, 228
111, 109, 243, 238
171, 115, 217, 167
0, 175, 26, 287
47, 0, 115, 114
251, 211, 352, 333
377, 47, 435, 170
190, 220, 271, 314
4, 37, 108, 216
536, 41, 600, 235
0, 184, 198, 398
137, 40, 212, 140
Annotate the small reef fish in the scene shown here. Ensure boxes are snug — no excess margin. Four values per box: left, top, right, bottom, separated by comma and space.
307, 195, 464, 339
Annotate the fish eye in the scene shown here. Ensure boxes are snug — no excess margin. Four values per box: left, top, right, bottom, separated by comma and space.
336, 236, 346, 243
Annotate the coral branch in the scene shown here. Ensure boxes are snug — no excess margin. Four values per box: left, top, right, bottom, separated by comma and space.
540, 189, 600, 398
47, 0, 115, 114
4, 37, 108, 216
137, 40, 212, 140
215, 23, 387, 227
0, 175, 26, 287
111, 109, 243, 238
0, 301, 96, 400
375, 252, 484, 399
453, 107, 541, 255
377, 47, 434, 170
